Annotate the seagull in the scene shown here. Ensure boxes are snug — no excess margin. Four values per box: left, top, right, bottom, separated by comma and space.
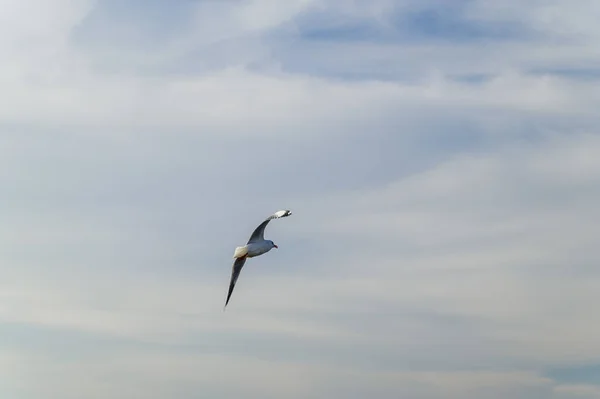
224, 209, 292, 309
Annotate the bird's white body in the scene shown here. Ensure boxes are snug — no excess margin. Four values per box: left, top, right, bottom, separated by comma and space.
233, 241, 274, 259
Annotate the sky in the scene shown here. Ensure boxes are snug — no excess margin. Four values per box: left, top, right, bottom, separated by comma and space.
1, 0, 600, 398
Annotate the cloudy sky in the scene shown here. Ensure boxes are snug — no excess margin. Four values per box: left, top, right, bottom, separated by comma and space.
1, 0, 600, 398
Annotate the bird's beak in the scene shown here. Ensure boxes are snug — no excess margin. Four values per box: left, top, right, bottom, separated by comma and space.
274, 244, 278, 248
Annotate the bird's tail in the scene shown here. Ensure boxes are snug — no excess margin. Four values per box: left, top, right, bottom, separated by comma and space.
233, 245, 248, 259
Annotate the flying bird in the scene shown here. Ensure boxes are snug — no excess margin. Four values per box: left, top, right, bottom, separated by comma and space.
224, 209, 292, 309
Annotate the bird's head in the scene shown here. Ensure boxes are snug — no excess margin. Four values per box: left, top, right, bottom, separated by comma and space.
269, 240, 278, 249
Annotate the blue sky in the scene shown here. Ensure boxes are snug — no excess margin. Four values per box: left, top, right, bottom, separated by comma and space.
1, 0, 600, 398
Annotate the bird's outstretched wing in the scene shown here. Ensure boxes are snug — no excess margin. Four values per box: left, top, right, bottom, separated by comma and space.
225, 257, 247, 309
246, 209, 292, 244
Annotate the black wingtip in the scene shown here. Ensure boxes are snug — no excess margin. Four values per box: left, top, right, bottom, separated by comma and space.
225, 281, 236, 309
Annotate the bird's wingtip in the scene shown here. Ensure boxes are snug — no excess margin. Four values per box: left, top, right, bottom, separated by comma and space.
274, 209, 292, 218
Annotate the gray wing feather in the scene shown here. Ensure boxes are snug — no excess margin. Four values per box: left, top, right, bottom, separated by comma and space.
247, 210, 292, 243
225, 257, 247, 308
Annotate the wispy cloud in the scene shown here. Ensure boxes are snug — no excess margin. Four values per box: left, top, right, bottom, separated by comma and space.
1, 0, 599, 398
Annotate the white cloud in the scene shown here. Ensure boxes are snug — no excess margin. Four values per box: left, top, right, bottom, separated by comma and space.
0, 348, 562, 399
264, 130, 600, 367
1, 0, 600, 398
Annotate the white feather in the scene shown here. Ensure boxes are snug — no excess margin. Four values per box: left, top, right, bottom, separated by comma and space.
273, 210, 291, 218
233, 245, 248, 258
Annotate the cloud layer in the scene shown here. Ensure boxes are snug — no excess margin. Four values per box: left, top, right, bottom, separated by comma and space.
1, 0, 599, 398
